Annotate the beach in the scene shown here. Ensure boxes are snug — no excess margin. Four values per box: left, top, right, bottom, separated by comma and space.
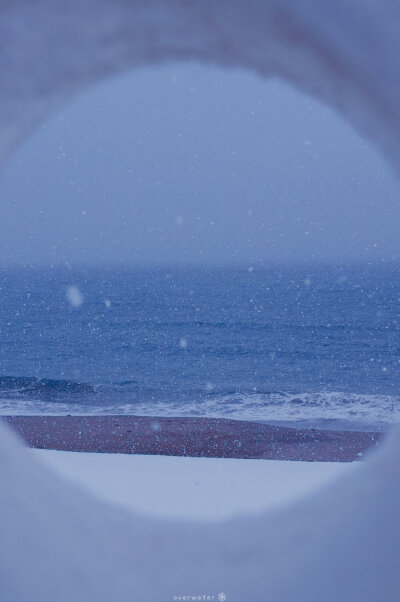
3, 415, 382, 461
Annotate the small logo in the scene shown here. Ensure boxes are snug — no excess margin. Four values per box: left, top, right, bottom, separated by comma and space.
218, 594, 227, 602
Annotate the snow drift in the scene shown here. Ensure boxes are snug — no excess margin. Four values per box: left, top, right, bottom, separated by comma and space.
1, 408, 399, 601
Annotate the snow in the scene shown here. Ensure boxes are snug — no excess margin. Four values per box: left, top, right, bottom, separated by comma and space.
1, 419, 400, 602
2, 0, 400, 176
65, 285, 84, 307
32, 449, 353, 520
1, 1, 400, 601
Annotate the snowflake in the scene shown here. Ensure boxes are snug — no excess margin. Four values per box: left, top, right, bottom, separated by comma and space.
217, 594, 227, 602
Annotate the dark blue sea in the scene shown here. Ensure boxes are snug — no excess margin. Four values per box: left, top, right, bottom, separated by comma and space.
1, 265, 400, 431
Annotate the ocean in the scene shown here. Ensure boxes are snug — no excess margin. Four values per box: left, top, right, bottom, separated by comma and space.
1, 265, 399, 431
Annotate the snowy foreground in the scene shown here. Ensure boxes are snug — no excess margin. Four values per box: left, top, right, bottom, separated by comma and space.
33, 449, 353, 520
1, 421, 400, 602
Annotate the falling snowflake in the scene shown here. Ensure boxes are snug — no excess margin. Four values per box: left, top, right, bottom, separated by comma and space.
179, 338, 188, 349
65, 285, 84, 307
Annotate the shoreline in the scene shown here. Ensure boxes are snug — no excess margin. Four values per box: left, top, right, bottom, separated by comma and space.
2, 415, 383, 462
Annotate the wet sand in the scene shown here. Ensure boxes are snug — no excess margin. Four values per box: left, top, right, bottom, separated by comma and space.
2, 415, 383, 462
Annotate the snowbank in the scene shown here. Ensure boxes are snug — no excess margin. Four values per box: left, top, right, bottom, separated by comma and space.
2, 1, 400, 174
33, 449, 354, 520
1, 419, 400, 601
1, 1, 400, 601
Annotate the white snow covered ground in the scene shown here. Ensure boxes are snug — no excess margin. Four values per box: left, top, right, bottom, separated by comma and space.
1, 420, 400, 602
32, 449, 354, 520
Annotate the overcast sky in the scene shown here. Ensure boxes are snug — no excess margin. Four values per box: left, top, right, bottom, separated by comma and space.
1, 62, 400, 267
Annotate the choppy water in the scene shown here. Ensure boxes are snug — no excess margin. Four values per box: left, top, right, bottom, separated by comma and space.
1, 265, 400, 430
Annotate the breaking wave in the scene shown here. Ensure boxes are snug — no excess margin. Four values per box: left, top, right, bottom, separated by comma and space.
0, 375, 95, 398
0, 376, 398, 431
108, 391, 400, 430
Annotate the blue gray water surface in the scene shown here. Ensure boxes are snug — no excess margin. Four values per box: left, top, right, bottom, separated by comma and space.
1, 265, 399, 430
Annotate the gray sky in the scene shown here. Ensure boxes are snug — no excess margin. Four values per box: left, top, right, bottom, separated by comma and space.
1, 62, 400, 267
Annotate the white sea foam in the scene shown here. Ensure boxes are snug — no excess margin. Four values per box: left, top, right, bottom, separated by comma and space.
1, 391, 398, 429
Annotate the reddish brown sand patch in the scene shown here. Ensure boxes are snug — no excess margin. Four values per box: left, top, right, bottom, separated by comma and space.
2, 415, 383, 462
